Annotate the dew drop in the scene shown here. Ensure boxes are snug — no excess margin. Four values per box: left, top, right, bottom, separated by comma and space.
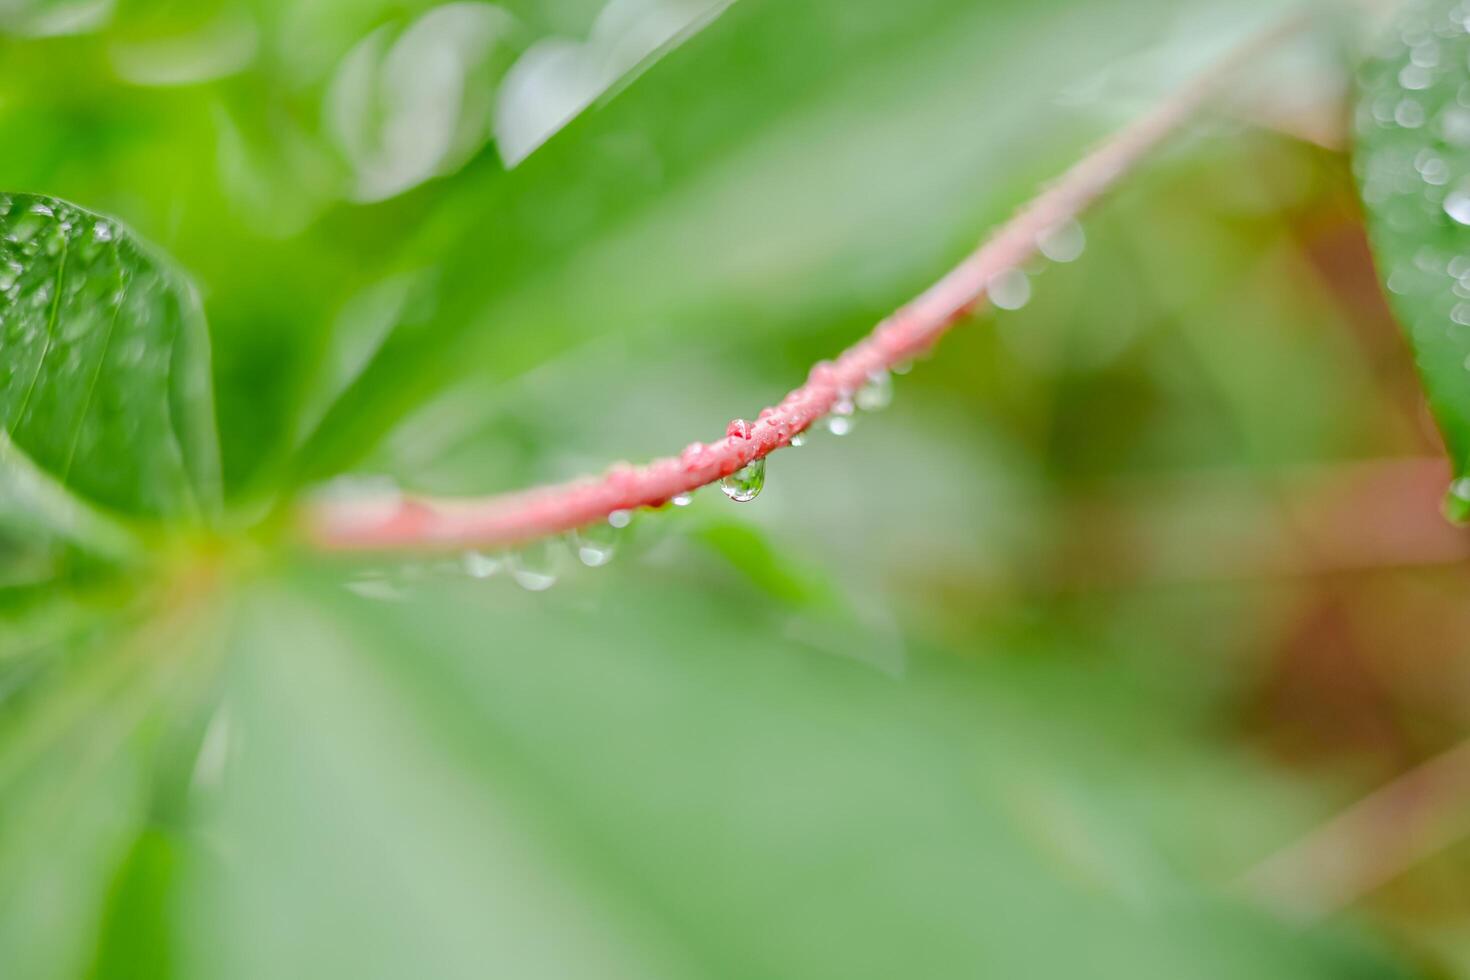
572, 515, 623, 567
988, 269, 1031, 310
5, 210, 46, 244
671, 491, 694, 507
510, 538, 562, 591
1446, 188, 1470, 225
824, 393, 856, 436
1038, 220, 1086, 263
824, 414, 854, 437
462, 550, 502, 579
855, 369, 893, 411
727, 418, 753, 440
892, 359, 914, 375
680, 442, 706, 467
1396, 98, 1426, 128
1417, 151, 1451, 185
1442, 106, 1470, 145
789, 430, 808, 448
1445, 477, 1470, 526
1400, 63, 1433, 89
721, 456, 765, 502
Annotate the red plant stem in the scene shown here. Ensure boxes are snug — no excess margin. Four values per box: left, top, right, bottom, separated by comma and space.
1241, 737, 1470, 922
303, 13, 1310, 553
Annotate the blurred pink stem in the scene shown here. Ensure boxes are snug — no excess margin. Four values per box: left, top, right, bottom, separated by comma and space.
302, 12, 1310, 553
1242, 739, 1470, 922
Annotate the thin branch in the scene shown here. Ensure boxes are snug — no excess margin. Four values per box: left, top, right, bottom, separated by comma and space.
302, 12, 1313, 553
1241, 738, 1470, 923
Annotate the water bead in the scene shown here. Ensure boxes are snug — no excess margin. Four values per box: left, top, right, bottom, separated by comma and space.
680, 441, 706, 466
1445, 478, 1470, 526
855, 369, 893, 412
672, 491, 695, 507
824, 414, 854, 437
510, 538, 563, 591
1037, 220, 1086, 263
572, 522, 619, 567
462, 550, 502, 579
720, 456, 766, 503
727, 418, 753, 440
987, 269, 1031, 310
1445, 188, 1470, 224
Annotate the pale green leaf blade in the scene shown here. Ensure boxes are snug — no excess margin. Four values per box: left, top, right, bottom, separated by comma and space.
163, 566, 1415, 980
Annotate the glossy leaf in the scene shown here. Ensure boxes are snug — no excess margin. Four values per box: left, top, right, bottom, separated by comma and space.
1354, 0, 1470, 498
0, 194, 220, 524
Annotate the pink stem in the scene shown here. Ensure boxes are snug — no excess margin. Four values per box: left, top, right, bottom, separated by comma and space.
302, 14, 1309, 554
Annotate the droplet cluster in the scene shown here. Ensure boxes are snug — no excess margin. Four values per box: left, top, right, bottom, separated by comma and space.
331, 182, 1096, 588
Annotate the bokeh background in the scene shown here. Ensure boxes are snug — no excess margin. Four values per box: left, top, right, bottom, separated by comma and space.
3, 0, 1468, 977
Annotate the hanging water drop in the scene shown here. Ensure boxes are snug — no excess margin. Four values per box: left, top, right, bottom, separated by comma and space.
824, 416, 853, 436
855, 369, 893, 412
1446, 478, 1470, 526
672, 491, 694, 507
1037, 220, 1086, 263
824, 393, 856, 436
721, 456, 766, 502
572, 516, 622, 567
789, 430, 808, 448
988, 269, 1031, 310
510, 538, 563, 591
462, 550, 502, 579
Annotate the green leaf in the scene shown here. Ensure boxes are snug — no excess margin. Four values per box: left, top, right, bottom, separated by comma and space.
0, 194, 220, 527
160, 564, 1413, 980
1354, 0, 1470, 499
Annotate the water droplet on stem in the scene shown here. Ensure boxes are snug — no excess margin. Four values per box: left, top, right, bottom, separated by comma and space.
462, 550, 502, 579
988, 269, 1031, 310
721, 456, 766, 502
510, 538, 563, 591
855, 370, 893, 412
1037, 220, 1086, 263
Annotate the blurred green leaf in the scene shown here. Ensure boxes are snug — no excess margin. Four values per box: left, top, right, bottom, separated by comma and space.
1354, 0, 1470, 501
162, 564, 1412, 980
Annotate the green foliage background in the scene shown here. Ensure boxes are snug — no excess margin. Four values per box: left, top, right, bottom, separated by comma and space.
0, 0, 1461, 976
